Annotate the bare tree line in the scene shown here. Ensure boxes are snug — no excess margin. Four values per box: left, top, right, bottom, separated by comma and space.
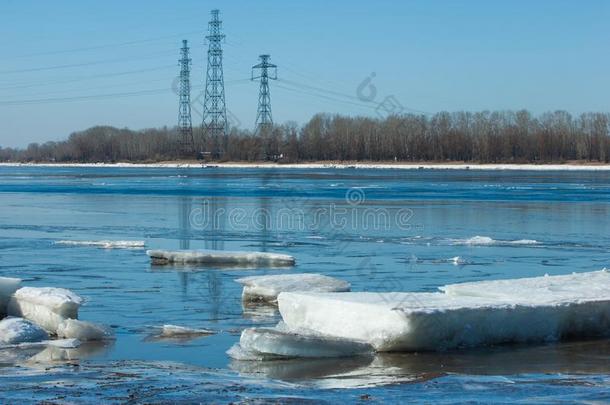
2, 110, 609, 163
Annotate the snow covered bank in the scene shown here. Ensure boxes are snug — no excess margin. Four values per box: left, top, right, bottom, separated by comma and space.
147, 249, 295, 267
3, 162, 610, 171
0, 277, 21, 316
56, 240, 145, 249
229, 327, 373, 360
236, 274, 350, 303
278, 270, 610, 351
8, 287, 83, 334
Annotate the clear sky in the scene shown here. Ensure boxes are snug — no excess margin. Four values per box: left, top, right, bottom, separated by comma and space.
0, 0, 609, 147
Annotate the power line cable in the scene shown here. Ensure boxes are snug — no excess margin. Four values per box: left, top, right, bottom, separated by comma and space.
0, 50, 177, 75
10, 31, 203, 59
0, 65, 176, 91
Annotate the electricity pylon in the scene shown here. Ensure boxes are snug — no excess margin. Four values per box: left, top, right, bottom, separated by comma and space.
202, 9, 228, 158
178, 39, 194, 155
252, 54, 277, 135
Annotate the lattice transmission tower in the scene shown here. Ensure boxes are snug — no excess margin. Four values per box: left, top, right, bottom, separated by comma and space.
202, 9, 228, 158
251, 54, 277, 134
178, 39, 194, 155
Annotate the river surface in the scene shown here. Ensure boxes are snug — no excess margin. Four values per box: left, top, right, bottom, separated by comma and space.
0, 166, 609, 403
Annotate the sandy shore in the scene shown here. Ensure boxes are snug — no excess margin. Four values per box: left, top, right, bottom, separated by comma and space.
1, 161, 610, 171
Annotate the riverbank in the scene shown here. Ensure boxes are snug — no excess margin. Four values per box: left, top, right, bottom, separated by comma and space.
2, 161, 610, 171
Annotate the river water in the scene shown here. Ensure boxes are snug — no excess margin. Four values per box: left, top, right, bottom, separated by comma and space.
0, 166, 609, 403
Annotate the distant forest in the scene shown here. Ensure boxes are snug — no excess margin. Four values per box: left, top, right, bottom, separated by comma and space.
2, 110, 610, 163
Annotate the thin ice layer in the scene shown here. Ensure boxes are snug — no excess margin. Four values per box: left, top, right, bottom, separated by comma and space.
0, 277, 21, 315
147, 249, 295, 267
278, 270, 610, 351
440, 269, 610, 300
0, 317, 49, 345
233, 327, 373, 359
236, 273, 350, 302
56, 240, 145, 249
159, 324, 214, 337
8, 287, 83, 334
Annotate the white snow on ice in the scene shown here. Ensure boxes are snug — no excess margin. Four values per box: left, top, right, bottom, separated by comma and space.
440, 269, 610, 300
147, 249, 295, 267
0, 317, 49, 345
236, 273, 350, 302
8, 287, 83, 334
278, 270, 610, 352
56, 240, 145, 249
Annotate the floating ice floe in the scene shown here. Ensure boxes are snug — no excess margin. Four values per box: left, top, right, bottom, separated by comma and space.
0, 277, 21, 315
57, 319, 113, 341
236, 273, 350, 303
449, 256, 467, 266
158, 324, 215, 338
277, 270, 610, 352
8, 287, 83, 334
451, 236, 540, 246
228, 326, 373, 360
0, 317, 49, 345
56, 240, 145, 249
147, 249, 295, 267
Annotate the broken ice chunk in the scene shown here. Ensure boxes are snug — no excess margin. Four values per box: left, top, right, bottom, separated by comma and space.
57, 319, 114, 341
233, 327, 373, 359
8, 287, 83, 334
0, 317, 49, 345
147, 249, 295, 267
0, 277, 21, 316
236, 273, 350, 303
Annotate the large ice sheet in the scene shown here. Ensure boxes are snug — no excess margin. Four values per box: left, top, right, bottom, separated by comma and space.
0, 277, 21, 316
230, 327, 373, 359
147, 249, 295, 267
8, 287, 83, 334
236, 273, 350, 302
0, 317, 49, 345
278, 271, 610, 351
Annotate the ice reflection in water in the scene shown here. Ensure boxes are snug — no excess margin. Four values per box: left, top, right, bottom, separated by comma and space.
231, 339, 610, 388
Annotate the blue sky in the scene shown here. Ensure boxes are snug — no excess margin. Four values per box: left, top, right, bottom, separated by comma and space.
0, 0, 609, 147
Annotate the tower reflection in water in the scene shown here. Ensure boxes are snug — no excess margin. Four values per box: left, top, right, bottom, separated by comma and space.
176, 172, 226, 321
